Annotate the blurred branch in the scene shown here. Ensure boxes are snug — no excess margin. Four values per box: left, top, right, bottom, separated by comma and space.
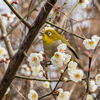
69, 83, 76, 99
0, 0, 57, 99
60, 0, 68, 8
46, 21, 85, 40
4, 0, 31, 28
83, 56, 92, 100
87, 57, 92, 91
27, 0, 36, 20
65, 0, 79, 18
59, 0, 79, 28
70, 20, 80, 55
11, 83, 26, 100
0, 13, 14, 58
48, 0, 68, 21
95, 0, 100, 11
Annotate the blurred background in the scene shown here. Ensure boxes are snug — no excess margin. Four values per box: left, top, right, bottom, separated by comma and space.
0, 0, 100, 100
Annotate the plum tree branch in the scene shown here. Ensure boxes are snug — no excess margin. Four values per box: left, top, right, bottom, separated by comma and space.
0, 13, 14, 58
0, 0, 57, 99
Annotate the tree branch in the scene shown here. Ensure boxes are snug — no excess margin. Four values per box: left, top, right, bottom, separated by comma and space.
0, 0, 57, 99
0, 13, 14, 58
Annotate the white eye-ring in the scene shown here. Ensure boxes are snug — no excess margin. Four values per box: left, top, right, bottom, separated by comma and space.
48, 32, 52, 36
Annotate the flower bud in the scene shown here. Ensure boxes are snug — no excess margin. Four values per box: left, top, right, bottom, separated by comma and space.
63, 77, 68, 82
60, 70, 64, 74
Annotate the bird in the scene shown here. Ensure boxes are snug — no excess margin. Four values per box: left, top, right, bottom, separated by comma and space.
42, 28, 79, 59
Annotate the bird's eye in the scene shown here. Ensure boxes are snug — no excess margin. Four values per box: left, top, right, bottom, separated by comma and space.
48, 32, 52, 36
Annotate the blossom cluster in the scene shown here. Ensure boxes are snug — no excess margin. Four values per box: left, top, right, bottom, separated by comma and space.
21, 52, 45, 77
68, 61, 84, 82
51, 43, 71, 67
50, 43, 84, 82
84, 74, 100, 100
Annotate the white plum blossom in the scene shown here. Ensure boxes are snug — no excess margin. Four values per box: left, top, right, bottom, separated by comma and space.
68, 61, 77, 75
28, 53, 43, 67
78, 0, 89, 9
43, 81, 50, 88
64, 54, 71, 64
95, 74, 100, 86
31, 65, 43, 77
85, 80, 97, 92
21, 64, 31, 76
51, 44, 72, 67
57, 43, 67, 53
54, 52, 65, 61
5, 87, 10, 95
0, 45, 7, 59
37, 53, 43, 61
86, 94, 96, 100
28, 90, 38, 100
83, 39, 96, 50
28, 53, 40, 67
51, 56, 63, 67
83, 35, 99, 50
89, 80, 98, 92
91, 35, 100, 44
57, 88, 69, 100
6, 13, 16, 24
69, 69, 84, 82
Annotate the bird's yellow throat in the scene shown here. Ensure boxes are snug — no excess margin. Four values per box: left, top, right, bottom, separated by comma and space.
42, 34, 54, 46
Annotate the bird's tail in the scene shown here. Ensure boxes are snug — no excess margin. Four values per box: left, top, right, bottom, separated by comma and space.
67, 46, 79, 59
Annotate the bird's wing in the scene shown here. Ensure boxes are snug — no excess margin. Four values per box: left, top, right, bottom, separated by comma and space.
60, 38, 79, 59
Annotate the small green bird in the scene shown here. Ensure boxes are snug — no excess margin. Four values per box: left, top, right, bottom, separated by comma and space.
42, 28, 79, 59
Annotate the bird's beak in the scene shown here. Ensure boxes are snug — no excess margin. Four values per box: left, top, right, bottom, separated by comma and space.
40, 32, 44, 35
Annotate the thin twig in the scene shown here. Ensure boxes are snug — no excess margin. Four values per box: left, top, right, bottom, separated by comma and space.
69, 83, 76, 99
4, 0, 31, 28
46, 21, 85, 40
39, 66, 68, 99
15, 75, 95, 82
11, 83, 26, 100
0, 13, 14, 58
83, 40, 100, 100
15, 75, 59, 82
